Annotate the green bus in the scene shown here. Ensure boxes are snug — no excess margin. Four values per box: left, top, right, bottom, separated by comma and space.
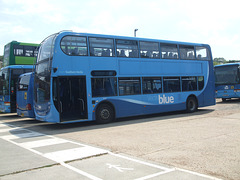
3, 41, 39, 67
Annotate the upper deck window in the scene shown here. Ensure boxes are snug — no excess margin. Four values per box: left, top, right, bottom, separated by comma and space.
161, 44, 178, 59
196, 46, 210, 60
13, 45, 38, 57
61, 36, 87, 56
116, 39, 138, 58
89, 37, 115, 57
38, 34, 56, 63
13, 45, 24, 56
179, 45, 195, 60
140, 41, 160, 58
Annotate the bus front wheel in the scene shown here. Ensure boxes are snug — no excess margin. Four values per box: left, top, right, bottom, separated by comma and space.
186, 97, 198, 113
96, 103, 115, 124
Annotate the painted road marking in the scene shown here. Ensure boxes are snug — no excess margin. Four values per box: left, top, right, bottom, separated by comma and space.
44, 146, 107, 163
106, 163, 134, 172
19, 138, 69, 149
0, 123, 221, 180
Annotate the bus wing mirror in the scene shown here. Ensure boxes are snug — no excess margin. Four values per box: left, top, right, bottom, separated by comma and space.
53, 67, 58, 73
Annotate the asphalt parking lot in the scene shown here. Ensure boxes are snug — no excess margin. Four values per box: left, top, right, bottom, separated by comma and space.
0, 99, 239, 179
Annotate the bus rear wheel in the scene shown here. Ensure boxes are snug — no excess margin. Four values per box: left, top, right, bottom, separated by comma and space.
96, 103, 115, 124
186, 97, 198, 113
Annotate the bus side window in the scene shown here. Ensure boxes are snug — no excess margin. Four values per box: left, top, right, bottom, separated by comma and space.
179, 45, 195, 60
198, 76, 204, 90
60, 36, 87, 56
160, 44, 178, 59
196, 46, 210, 60
163, 77, 180, 93
91, 78, 117, 97
182, 77, 197, 91
143, 77, 162, 94
116, 39, 138, 58
89, 37, 115, 57
140, 41, 159, 59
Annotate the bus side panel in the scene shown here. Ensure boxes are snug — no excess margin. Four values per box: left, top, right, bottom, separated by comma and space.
203, 61, 216, 106
216, 85, 240, 98
0, 95, 11, 113
119, 60, 203, 76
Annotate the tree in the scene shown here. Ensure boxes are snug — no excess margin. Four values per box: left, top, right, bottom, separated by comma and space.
0, 56, 3, 68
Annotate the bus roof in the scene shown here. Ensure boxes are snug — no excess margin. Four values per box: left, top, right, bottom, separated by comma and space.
215, 63, 240, 67
5, 41, 39, 47
52, 31, 210, 47
19, 72, 33, 77
1, 65, 34, 70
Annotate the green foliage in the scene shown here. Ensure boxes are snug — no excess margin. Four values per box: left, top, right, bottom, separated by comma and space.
213, 57, 240, 66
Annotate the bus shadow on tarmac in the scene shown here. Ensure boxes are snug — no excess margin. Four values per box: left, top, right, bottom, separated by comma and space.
1, 108, 215, 137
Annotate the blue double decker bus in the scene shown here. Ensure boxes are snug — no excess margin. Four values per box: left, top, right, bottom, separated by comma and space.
34, 31, 215, 124
16, 72, 35, 118
0, 65, 34, 113
215, 63, 240, 101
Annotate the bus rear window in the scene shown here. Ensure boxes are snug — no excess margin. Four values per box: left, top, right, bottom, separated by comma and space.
18, 75, 30, 91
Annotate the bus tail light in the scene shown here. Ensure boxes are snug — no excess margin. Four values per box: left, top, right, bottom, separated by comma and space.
16, 103, 18, 109
4, 102, 10, 106
26, 104, 32, 110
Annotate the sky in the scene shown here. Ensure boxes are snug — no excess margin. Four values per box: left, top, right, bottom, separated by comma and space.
0, 0, 240, 60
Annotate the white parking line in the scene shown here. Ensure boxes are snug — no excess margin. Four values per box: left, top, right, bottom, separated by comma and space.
0, 127, 19, 133
1, 132, 43, 140
19, 138, 69, 149
60, 162, 102, 180
134, 169, 175, 180
176, 168, 221, 180
44, 146, 107, 163
110, 152, 172, 171
0, 123, 220, 180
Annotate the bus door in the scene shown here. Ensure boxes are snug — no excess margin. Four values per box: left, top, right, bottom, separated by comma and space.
58, 76, 88, 122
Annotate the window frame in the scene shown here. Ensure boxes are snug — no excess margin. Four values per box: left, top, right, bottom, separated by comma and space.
91, 77, 117, 97
142, 77, 162, 94
163, 77, 181, 93
140, 41, 160, 59
116, 39, 139, 58
118, 77, 141, 96
179, 45, 196, 60
160, 43, 179, 59
89, 37, 115, 57
60, 35, 88, 56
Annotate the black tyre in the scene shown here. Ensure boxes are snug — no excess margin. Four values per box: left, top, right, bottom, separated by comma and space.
222, 98, 227, 102
96, 103, 114, 124
186, 97, 198, 113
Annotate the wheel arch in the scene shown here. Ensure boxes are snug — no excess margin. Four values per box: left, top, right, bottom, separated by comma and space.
187, 94, 199, 106
186, 94, 199, 112
94, 100, 116, 120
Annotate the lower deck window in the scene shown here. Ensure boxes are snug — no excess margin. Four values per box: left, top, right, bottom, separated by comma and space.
182, 77, 197, 91
143, 77, 162, 94
91, 78, 117, 97
119, 77, 141, 95
163, 77, 180, 93
198, 76, 204, 90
